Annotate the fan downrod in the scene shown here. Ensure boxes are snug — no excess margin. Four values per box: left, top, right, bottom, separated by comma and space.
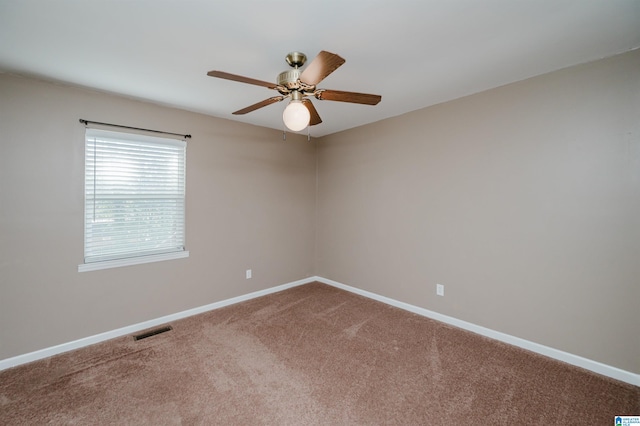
285, 52, 307, 68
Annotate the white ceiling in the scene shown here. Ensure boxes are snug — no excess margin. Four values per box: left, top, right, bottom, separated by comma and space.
1, 1, 639, 137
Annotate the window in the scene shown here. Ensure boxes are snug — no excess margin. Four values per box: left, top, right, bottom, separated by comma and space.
79, 128, 188, 272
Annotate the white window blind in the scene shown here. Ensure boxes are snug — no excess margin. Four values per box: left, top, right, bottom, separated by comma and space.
83, 128, 186, 266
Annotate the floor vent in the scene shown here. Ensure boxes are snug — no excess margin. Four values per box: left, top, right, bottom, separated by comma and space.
133, 325, 173, 341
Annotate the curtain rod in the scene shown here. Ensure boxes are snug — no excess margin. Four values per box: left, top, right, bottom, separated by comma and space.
79, 119, 191, 139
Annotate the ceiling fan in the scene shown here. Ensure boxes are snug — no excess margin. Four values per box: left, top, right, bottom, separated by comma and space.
207, 51, 382, 132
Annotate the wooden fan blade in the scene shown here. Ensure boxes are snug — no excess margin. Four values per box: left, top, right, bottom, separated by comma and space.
299, 51, 345, 86
316, 89, 381, 105
233, 96, 284, 115
207, 70, 277, 89
302, 99, 322, 126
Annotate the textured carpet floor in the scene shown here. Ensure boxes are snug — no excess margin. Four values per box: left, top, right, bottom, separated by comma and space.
1, 282, 638, 425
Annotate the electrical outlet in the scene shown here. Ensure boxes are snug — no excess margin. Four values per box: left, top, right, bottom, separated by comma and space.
246, 269, 252, 279
436, 283, 444, 296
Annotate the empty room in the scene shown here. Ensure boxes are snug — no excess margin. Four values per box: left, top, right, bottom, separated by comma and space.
0, 1, 638, 424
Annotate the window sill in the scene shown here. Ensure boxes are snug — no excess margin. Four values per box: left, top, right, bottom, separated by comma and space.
78, 251, 189, 272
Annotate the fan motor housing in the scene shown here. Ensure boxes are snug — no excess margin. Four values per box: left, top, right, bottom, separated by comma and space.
277, 69, 301, 90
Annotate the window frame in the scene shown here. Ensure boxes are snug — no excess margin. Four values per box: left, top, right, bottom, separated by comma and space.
78, 128, 189, 272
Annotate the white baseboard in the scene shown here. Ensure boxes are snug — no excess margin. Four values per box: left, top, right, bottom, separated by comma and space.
2, 275, 638, 387
314, 276, 639, 387
0, 276, 316, 372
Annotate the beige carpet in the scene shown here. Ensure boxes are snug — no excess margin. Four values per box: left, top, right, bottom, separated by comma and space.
1, 282, 638, 425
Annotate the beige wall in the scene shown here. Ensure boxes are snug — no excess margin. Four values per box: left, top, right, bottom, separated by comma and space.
316, 49, 640, 373
0, 74, 316, 360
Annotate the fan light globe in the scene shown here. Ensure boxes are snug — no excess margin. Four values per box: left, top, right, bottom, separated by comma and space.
282, 100, 310, 132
